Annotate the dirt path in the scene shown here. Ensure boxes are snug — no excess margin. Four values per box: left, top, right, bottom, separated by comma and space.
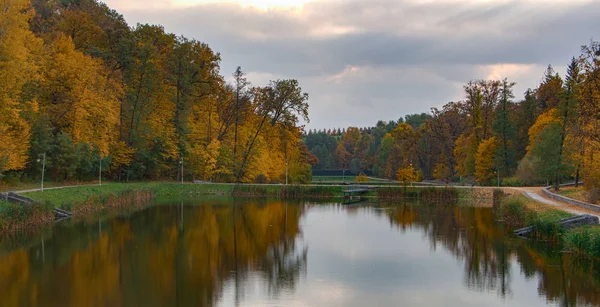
512, 187, 600, 218
9, 184, 100, 194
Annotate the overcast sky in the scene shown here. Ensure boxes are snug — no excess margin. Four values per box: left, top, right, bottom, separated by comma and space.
104, 0, 600, 129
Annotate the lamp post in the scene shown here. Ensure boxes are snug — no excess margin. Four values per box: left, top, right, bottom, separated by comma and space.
410, 163, 413, 187
37, 153, 46, 192
342, 169, 345, 183
180, 157, 184, 185
497, 170, 500, 187
285, 160, 289, 185
99, 156, 102, 186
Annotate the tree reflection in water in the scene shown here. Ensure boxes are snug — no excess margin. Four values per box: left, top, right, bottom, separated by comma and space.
0, 200, 599, 306
378, 202, 600, 306
0, 198, 307, 307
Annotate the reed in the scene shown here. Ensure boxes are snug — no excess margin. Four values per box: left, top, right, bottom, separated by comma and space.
563, 227, 600, 259
0, 202, 53, 236
72, 189, 155, 217
232, 184, 337, 198
377, 187, 459, 203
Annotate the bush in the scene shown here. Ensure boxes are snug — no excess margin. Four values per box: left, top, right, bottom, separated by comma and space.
355, 173, 368, 183
492, 189, 505, 208
530, 218, 564, 241
497, 196, 528, 227
564, 229, 593, 255
501, 177, 527, 187
586, 188, 600, 204
516, 155, 541, 185
254, 174, 268, 184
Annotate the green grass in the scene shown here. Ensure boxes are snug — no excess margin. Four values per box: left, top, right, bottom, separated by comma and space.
22, 182, 236, 209
556, 187, 598, 204
232, 184, 338, 198
377, 186, 460, 204
311, 176, 356, 182
495, 194, 572, 228
0, 181, 105, 192
0, 200, 13, 213
563, 226, 600, 259
21, 182, 344, 209
493, 193, 600, 256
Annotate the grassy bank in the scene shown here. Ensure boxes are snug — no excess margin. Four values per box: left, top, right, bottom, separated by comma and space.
0, 200, 54, 234
22, 183, 234, 209
495, 193, 600, 259
232, 184, 337, 198
1, 183, 469, 236
377, 187, 460, 204
312, 176, 356, 182
556, 186, 599, 205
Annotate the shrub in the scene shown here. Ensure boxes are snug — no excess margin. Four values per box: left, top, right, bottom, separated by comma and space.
501, 177, 527, 187
564, 229, 593, 255
585, 188, 600, 204
492, 189, 505, 209
355, 173, 368, 183
530, 218, 564, 241
254, 174, 268, 184
497, 196, 528, 227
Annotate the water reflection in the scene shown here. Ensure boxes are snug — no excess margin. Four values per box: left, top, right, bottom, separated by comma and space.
377, 203, 600, 306
0, 199, 599, 306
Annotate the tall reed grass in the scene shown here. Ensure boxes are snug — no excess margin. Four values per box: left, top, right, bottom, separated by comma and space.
232, 185, 337, 198
377, 187, 459, 204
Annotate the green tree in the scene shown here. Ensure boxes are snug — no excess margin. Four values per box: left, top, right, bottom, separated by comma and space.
531, 123, 571, 184
554, 58, 582, 190
514, 89, 537, 160
493, 78, 517, 178
475, 137, 498, 185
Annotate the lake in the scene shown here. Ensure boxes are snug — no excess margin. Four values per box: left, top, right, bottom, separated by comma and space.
1, 198, 599, 306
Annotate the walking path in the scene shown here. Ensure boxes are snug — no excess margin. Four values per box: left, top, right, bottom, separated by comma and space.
511, 187, 600, 218
3, 182, 598, 219
10, 184, 99, 194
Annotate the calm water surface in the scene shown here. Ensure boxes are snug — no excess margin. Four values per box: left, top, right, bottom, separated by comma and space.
1, 198, 599, 307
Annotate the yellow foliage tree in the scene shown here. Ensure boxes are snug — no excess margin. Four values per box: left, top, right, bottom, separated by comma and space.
41, 34, 121, 156
396, 165, 417, 186
475, 137, 498, 185
454, 134, 474, 178
527, 109, 559, 152
433, 162, 450, 182
0, 0, 42, 171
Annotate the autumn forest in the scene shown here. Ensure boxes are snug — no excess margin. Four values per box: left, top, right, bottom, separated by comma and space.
1, 0, 313, 185
305, 48, 600, 195
1, 0, 600, 196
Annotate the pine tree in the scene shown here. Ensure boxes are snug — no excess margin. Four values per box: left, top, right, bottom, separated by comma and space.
493, 78, 517, 178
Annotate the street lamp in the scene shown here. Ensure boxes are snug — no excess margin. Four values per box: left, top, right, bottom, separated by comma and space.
179, 157, 184, 185
497, 170, 500, 187
99, 156, 102, 186
410, 163, 413, 187
36, 153, 46, 192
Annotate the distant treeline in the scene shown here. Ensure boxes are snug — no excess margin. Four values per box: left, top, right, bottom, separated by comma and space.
304, 45, 600, 198
0, 0, 314, 184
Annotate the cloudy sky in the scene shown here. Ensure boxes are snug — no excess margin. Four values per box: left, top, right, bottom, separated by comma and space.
104, 0, 600, 129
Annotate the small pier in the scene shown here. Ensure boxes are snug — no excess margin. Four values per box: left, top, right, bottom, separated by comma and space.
342, 185, 372, 204
54, 207, 73, 219
514, 214, 599, 237
1, 192, 73, 221
0, 192, 35, 205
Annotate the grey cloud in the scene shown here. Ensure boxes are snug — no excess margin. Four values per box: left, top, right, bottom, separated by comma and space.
107, 0, 600, 128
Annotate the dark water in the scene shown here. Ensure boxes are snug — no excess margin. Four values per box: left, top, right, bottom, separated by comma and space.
1, 199, 600, 307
